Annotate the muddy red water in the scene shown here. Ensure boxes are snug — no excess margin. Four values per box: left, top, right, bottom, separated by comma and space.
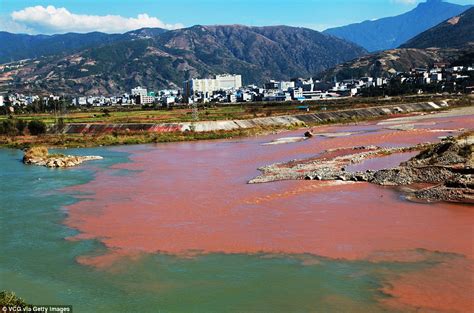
64, 110, 473, 312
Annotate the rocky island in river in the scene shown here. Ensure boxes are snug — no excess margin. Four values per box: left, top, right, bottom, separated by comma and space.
250, 133, 473, 204
22, 146, 103, 168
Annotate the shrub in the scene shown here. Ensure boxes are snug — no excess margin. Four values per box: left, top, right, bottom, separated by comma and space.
0, 290, 28, 309
1, 119, 18, 136
18, 120, 28, 134
28, 120, 47, 135
57, 117, 65, 130
24, 146, 49, 160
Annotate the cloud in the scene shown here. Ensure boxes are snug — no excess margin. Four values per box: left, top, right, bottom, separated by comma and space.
0, 16, 35, 34
301, 23, 337, 32
10, 5, 183, 34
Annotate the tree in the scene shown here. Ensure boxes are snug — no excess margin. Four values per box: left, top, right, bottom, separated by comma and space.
0, 290, 28, 309
28, 120, 47, 135
0, 119, 18, 136
16, 119, 27, 134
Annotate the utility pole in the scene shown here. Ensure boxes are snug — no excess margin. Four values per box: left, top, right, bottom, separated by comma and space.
192, 102, 199, 121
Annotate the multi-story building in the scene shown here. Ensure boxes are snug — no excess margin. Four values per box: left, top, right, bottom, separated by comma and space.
131, 87, 148, 98
137, 95, 155, 105
131, 87, 156, 105
215, 74, 242, 90
183, 74, 242, 102
278, 81, 295, 91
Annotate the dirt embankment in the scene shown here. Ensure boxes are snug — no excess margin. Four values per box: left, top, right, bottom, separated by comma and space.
371, 135, 473, 203
61, 101, 451, 135
250, 134, 473, 204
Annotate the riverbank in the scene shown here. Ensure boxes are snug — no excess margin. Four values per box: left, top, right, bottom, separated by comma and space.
0, 126, 284, 149
1, 100, 469, 149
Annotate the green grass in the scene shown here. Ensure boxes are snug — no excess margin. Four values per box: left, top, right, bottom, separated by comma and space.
2, 93, 463, 126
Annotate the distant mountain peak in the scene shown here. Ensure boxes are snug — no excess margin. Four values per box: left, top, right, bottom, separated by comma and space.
400, 7, 474, 49
324, 0, 472, 52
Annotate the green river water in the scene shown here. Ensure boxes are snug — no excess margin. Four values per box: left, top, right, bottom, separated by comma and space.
0, 147, 452, 312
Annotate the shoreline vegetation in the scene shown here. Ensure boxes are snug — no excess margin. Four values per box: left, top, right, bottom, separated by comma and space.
0, 96, 472, 149
0, 291, 28, 310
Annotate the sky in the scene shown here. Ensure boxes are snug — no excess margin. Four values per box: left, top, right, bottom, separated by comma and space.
0, 0, 473, 34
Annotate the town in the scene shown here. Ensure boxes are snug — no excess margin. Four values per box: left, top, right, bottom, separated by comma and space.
1, 64, 473, 110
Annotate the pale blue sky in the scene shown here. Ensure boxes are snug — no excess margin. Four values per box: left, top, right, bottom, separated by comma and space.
0, 0, 473, 34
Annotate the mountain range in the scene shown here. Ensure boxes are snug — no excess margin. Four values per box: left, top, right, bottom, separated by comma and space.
1, 0, 473, 95
401, 6, 474, 49
0, 28, 168, 64
320, 48, 467, 81
0, 25, 366, 95
321, 7, 474, 81
324, 0, 472, 52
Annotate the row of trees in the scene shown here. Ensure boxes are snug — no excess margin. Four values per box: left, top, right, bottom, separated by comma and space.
0, 118, 47, 136
359, 79, 473, 97
0, 98, 73, 115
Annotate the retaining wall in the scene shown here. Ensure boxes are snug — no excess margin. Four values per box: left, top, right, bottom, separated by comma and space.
62, 101, 449, 134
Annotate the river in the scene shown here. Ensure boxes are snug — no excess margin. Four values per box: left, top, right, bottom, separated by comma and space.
1, 109, 472, 312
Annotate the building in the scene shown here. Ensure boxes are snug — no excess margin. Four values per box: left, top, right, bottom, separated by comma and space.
75, 97, 87, 106
131, 87, 155, 105
183, 74, 242, 101
0, 95, 3, 106
137, 95, 155, 105
278, 81, 295, 91
264, 81, 279, 90
215, 74, 242, 90
131, 87, 148, 97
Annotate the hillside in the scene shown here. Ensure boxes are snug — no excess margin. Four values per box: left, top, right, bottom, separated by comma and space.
324, 0, 472, 52
0, 28, 168, 64
400, 7, 474, 49
320, 48, 466, 81
0, 25, 367, 95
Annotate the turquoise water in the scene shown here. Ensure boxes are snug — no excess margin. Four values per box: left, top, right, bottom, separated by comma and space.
0, 147, 453, 312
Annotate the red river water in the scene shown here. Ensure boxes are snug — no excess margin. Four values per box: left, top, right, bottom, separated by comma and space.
64, 111, 473, 312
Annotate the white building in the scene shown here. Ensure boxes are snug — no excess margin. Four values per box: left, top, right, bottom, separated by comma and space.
291, 88, 304, 100
131, 87, 148, 97
0, 96, 4, 107
162, 96, 176, 107
215, 74, 242, 90
76, 97, 87, 106
183, 74, 242, 101
278, 81, 295, 92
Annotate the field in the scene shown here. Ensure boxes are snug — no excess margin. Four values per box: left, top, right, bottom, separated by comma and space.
1, 94, 471, 149
1, 94, 463, 125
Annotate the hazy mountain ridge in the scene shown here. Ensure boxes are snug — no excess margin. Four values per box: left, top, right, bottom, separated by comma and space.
321, 5, 474, 81
1, 25, 367, 95
324, 0, 472, 52
400, 7, 474, 49
0, 28, 168, 64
